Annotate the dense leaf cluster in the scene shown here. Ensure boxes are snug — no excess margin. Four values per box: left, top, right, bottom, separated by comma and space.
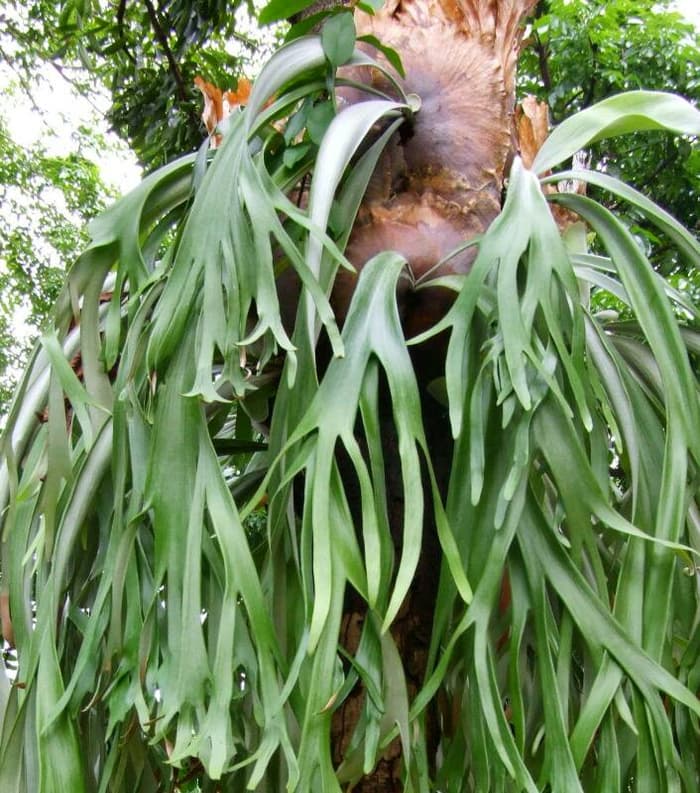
1, 2, 700, 789
0, 0, 274, 416
0, 0, 697, 408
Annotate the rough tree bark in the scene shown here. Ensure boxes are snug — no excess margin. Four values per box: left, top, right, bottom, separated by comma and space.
322, 1, 538, 789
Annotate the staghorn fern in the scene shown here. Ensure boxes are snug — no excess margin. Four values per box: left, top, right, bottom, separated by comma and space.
1, 25, 700, 793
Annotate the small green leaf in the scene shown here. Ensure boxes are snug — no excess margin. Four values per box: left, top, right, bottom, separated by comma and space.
283, 143, 312, 169
307, 101, 336, 144
284, 99, 312, 144
321, 12, 356, 68
285, 11, 335, 41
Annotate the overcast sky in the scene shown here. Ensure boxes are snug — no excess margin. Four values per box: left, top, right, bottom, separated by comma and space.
676, 0, 700, 24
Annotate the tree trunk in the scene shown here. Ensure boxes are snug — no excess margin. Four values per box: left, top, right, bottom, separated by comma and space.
328, 1, 536, 788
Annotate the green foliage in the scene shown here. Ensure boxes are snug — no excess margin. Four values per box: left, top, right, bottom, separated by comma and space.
259, 0, 318, 25
519, 0, 700, 274
1, 24, 700, 790
0, 0, 270, 417
321, 13, 355, 68
0, 116, 113, 414
98, 0, 255, 169
320, 12, 356, 68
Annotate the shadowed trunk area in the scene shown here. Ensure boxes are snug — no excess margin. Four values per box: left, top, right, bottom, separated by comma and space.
331, 379, 451, 790
328, 1, 536, 788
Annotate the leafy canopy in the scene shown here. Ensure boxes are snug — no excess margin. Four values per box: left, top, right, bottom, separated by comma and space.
519, 0, 700, 277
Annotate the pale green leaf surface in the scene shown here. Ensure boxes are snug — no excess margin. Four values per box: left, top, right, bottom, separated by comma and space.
533, 91, 700, 174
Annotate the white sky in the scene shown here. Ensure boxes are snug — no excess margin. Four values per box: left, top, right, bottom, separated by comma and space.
676, 0, 700, 25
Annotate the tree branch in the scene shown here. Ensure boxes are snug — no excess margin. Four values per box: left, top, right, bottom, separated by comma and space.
142, 0, 188, 102
607, 151, 676, 214
289, 0, 353, 27
116, 0, 136, 64
48, 61, 107, 118
579, 36, 598, 109
552, 87, 584, 121
533, 32, 551, 94
116, 0, 127, 33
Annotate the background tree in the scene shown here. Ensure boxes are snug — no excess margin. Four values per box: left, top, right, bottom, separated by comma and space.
0, 0, 274, 420
0, 0, 274, 167
0, 116, 114, 411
